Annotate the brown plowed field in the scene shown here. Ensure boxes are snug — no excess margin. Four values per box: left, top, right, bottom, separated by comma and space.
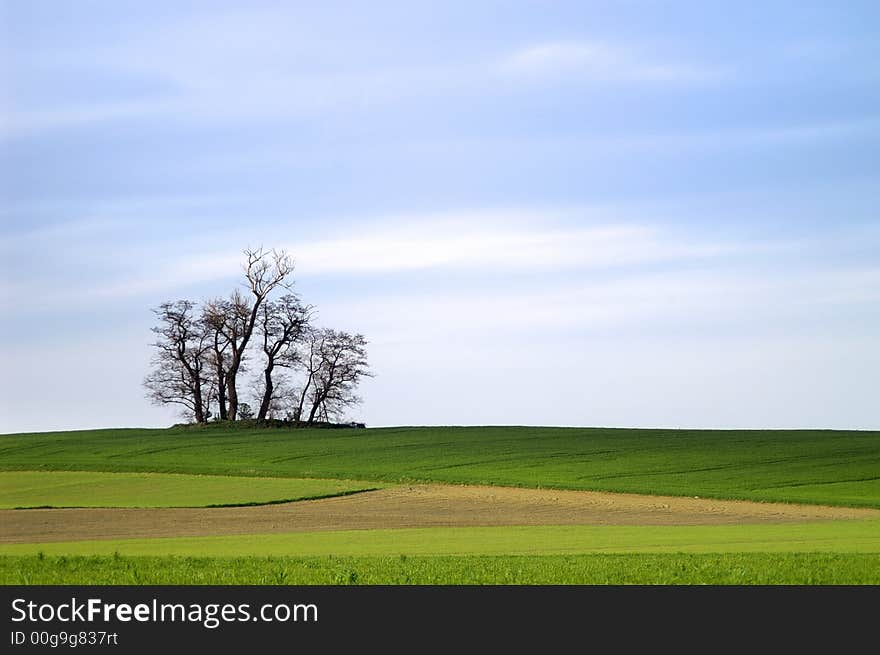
2, 484, 877, 544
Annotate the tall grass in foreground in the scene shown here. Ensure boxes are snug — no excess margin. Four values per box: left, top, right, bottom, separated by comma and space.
3, 553, 879, 585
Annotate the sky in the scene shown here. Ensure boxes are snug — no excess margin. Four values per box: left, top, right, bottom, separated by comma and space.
1, 1, 878, 433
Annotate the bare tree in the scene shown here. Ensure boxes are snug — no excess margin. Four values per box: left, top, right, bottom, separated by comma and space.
201, 248, 294, 420
220, 247, 293, 419
255, 293, 313, 419
294, 327, 324, 423
201, 298, 233, 420
218, 289, 253, 420
300, 328, 372, 425
143, 300, 213, 423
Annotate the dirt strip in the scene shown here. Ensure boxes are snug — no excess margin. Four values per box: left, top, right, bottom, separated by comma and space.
2, 484, 878, 544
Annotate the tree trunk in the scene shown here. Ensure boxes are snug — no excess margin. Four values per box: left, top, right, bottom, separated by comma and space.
296, 372, 313, 424
224, 301, 260, 421
193, 388, 205, 423
213, 355, 228, 421
257, 361, 274, 420
306, 395, 322, 425
225, 368, 239, 420
216, 374, 227, 420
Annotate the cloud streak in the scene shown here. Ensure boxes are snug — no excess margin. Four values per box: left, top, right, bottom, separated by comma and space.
2, 8, 725, 137
320, 266, 880, 343
0, 210, 742, 311
500, 41, 722, 83
288, 218, 736, 275
4, 208, 867, 333
86, 211, 755, 300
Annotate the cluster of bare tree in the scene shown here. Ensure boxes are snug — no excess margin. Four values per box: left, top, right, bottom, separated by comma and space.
144, 248, 372, 425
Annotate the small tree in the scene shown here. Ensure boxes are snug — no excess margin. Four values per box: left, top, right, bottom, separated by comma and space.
255, 293, 313, 419
143, 300, 213, 423
301, 329, 372, 425
237, 402, 254, 420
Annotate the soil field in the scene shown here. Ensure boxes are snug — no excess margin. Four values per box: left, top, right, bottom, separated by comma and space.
3, 483, 877, 545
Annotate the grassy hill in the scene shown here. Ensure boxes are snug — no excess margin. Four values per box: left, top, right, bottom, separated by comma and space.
2, 425, 878, 507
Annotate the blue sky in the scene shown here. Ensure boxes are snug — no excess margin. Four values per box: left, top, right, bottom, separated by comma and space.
1, 1, 878, 432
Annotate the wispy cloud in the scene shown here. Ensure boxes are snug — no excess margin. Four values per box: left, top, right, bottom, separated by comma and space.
2, 217, 133, 243
499, 41, 722, 83
0, 209, 795, 312
320, 266, 880, 343
2, 8, 724, 138
0, 100, 179, 138
130, 211, 750, 289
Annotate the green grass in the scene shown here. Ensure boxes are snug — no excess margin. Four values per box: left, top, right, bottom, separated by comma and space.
0, 471, 378, 508
2, 553, 878, 585
1, 425, 878, 507
3, 425, 878, 585
3, 521, 879, 557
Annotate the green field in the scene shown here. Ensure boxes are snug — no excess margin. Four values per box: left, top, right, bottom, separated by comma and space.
2, 521, 879, 557
3, 553, 878, 585
1, 425, 878, 507
0, 471, 378, 508
3, 425, 879, 585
